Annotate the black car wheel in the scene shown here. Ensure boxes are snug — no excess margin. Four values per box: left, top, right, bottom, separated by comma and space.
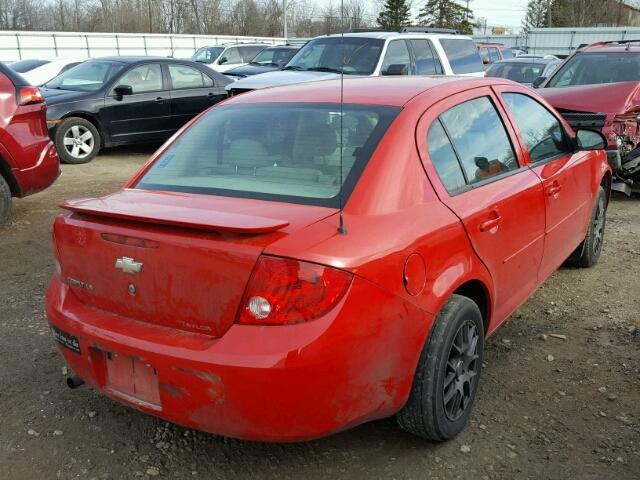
567, 186, 607, 268
397, 294, 484, 441
55, 117, 101, 164
0, 174, 12, 227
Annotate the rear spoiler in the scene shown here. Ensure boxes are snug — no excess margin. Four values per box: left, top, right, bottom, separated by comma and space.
60, 190, 290, 234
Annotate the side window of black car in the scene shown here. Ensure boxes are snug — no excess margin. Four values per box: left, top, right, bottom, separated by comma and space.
118, 64, 163, 93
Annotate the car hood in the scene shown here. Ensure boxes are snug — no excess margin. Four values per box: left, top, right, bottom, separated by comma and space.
539, 81, 640, 114
226, 70, 343, 90
226, 64, 280, 78
40, 87, 95, 104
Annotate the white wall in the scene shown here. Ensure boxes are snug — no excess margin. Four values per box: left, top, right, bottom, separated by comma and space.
0, 30, 286, 61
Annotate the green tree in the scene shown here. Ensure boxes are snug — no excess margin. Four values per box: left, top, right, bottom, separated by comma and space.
377, 0, 411, 30
416, 0, 474, 34
522, 0, 550, 33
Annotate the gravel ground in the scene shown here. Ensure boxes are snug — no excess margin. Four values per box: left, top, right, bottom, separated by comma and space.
1, 148, 639, 480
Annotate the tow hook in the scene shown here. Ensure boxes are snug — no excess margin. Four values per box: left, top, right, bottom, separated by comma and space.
66, 376, 85, 389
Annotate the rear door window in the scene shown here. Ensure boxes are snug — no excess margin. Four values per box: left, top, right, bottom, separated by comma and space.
169, 64, 207, 89
439, 96, 519, 184
409, 39, 443, 75
239, 46, 265, 62
381, 40, 412, 75
488, 47, 501, 63
502, 93, 571, 162
427, 120, 467, 193
440, 39, 484, 74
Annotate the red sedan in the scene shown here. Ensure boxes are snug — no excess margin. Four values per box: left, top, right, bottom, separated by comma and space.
46, 76, 611, 442
0, 62, 60, 226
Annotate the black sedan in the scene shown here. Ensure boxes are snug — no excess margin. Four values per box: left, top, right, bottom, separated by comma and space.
224, 45, 301, 79
41, 56, 231, 164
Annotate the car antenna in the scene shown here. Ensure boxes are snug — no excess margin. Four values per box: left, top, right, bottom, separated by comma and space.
337, 0, 347, 235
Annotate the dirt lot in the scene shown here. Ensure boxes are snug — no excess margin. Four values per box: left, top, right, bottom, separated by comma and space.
0, 149, 639, 480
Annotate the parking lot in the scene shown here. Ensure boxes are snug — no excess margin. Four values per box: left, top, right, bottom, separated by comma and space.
0, 148, 637, 479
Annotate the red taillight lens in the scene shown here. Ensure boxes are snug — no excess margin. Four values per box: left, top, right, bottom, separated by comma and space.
19, 86, 44, 105
238, 256, 353, 326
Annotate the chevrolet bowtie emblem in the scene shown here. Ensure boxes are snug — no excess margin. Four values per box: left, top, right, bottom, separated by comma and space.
115, 257, 143, 275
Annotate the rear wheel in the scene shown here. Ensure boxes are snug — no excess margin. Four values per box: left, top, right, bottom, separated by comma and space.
397, 295, 484, 440
55, 117, 101, 164
568, 186, 607, 268
0, 174, 12, 227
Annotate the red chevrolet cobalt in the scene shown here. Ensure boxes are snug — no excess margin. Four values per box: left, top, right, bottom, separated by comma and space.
47, 77, 611, 442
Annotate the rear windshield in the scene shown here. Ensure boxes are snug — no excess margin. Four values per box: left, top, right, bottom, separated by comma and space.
10, 59, 50, 73
440, 39, 484, 74
137, 103, 400, 207
485, 61, 546, 83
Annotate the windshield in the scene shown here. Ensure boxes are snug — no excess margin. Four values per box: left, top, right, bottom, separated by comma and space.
250, 48, 298, 67
285, 37, 384, 75
547, 52, 640, 87
137, 103, 400, 207
485, 61, 546, 83
45, 61, 124, 92
192, 47, 224, 64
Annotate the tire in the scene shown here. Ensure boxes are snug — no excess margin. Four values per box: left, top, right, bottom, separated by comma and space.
0, 174, 11, 227
397, 294, 484, 441
567, 186, 607, 268
54, 117, 101, 164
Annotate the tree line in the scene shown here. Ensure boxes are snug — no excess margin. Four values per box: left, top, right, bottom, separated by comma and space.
0, 0, 478, 37
522, 0, 640, 32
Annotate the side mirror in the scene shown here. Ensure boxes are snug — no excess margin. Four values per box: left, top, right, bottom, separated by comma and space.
532, 76, 546, 88
382, 64, 408, 76
114, 85, 133, 96
482, 56, 490, 65
575, 129, 607, 151
218, 56, 228, 65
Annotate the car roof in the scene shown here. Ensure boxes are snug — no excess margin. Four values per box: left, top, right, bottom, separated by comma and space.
322, 31, 468, 40
580, 41, 640, 52
87, 56, 200, 64
227, 76, 510, 107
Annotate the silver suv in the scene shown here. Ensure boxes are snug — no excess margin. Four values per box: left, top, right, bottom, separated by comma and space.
227, 28, 484, 95
192, 43, 270, 73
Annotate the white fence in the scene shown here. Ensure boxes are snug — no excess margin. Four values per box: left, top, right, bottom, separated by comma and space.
474, 27, 640, 57
0, 30, 287, 62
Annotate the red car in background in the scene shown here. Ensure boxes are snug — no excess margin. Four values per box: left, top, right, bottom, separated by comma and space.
477, 42, 513, 66
47, 77, 610, 442
0, 62, 60, 226
536, 40, 640, 194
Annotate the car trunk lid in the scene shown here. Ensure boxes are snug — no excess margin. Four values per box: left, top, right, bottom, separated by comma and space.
54, 189, 334, 337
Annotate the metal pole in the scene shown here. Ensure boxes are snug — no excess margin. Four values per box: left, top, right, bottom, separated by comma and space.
283, 0, 288, 39
148, 0, 153, 33
547, 0, 552, 27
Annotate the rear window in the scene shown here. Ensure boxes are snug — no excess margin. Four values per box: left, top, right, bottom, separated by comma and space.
137, 103, 400, 207
485, 62, 546, 83
10, 59, 49, 73
440, 39, 484, 74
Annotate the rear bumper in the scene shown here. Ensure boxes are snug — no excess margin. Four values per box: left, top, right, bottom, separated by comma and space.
11, 140, 60, 197
46, 275, 432, 441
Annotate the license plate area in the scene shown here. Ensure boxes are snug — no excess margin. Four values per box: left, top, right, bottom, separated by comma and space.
105, 352, 161, 411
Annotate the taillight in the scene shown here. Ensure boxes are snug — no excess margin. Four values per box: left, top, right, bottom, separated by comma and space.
19, 86, 44, 105
237, 256, 353, 326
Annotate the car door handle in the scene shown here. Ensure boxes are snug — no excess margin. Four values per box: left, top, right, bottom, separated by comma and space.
479, 214, 503, 232
548, 182, 562, 196
155, 97, 165, 103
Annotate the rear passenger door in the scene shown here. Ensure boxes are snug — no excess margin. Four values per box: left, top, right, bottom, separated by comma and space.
494, 86, 594, 281
416, 88, 546, 328
166, 63, 226, 131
